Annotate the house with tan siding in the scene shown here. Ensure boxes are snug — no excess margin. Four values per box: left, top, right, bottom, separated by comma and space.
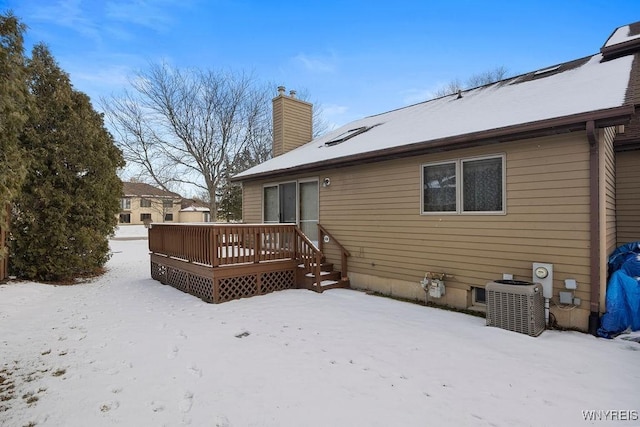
179, 198, 212, 223
233, 22, 640, 333
119, 182, 183, 225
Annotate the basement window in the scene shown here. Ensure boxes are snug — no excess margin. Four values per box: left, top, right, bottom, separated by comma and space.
325, 126, 370, 146
472, 287, 486, 305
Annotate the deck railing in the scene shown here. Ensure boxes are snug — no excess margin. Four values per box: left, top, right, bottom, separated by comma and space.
149, 223, 322, 281
318, 224, 350, 280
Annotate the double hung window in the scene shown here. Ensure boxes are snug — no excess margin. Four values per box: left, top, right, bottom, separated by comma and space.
422, 155, 504, 214
120, 198, 131, 210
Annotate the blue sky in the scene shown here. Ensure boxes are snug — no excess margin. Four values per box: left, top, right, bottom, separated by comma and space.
1, 0, 638, 129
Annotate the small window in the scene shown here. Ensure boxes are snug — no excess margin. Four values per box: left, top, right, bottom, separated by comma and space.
473, 287, 486, 305
140, 198, 152, 208
163, 199, 173, 208
462, 157, 503, 212
140, 213, 152, 221
423, 162, 456, 212
120, 198, 131, 210
164, 213, 173, 221
119, 213, 131, 223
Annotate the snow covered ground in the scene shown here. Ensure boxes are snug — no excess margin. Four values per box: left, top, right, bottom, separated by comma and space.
110, 224, 149, 240
1, 236, 639, 426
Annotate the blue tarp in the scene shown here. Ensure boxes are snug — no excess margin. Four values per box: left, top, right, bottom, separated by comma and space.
598, 242, 640, 338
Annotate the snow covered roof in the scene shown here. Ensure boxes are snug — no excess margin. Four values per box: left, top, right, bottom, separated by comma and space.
180, 198, 210, 211
122, 182, 182, 198
180, 206, 210, 212
235, 26, 639, 182
602, 22, 640, 56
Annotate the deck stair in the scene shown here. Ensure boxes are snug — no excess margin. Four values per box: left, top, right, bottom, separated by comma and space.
298, 258, 350, 291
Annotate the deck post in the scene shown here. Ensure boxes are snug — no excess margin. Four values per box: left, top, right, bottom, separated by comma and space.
318, 225, 324, 253
314, 251, 322, 287
255, 228, 261, 263
212, 228, 219, 267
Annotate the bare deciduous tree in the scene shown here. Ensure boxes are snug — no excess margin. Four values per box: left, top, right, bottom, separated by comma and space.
432, 66, 509, 98
432, 78, 463, 98
465, 65, 508, 88
103, 63, 271, 219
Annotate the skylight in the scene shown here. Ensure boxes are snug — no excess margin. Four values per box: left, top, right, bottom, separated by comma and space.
325, 126, 370, 146
534, 65, 560, 75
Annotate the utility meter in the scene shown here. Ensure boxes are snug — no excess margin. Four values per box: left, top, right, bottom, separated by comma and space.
534, 266, 549, 279
532, 262, 553, 299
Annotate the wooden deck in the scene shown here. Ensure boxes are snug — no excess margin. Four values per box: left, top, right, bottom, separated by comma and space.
148, 223, 350, 303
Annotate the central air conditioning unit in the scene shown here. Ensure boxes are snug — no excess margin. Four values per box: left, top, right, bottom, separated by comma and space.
486, 280, 545, 337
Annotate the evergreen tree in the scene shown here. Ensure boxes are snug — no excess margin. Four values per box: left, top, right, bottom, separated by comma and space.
217, 147, 260, 222
0, 12, 30, 260
217, 182, 242, 222
10, 44, 124, 282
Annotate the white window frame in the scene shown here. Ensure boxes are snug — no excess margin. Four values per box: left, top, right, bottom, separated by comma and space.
421, 154, 506, 215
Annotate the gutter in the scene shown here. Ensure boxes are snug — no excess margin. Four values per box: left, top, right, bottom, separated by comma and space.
586, 120, 601, 336
233, 105, 634, 183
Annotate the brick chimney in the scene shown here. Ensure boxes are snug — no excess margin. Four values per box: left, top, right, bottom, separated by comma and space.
272, 86, 313, 157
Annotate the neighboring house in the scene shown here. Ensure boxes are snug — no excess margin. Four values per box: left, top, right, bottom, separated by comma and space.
119, 182, 182, 225
233, 22, 640, 332
180, 198, 211, 223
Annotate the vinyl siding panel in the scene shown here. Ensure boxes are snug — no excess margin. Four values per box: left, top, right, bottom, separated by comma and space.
241, 131, 594, 329
320, 136, 590, 280
616, 149, 640, 244
242, 182, 263, 223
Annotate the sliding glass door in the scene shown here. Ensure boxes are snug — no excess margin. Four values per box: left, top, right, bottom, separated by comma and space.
299, 181, 319, 242
263, 180, 319, 242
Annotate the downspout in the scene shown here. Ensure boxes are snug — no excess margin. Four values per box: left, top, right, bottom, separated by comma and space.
587, 120, 601, 336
